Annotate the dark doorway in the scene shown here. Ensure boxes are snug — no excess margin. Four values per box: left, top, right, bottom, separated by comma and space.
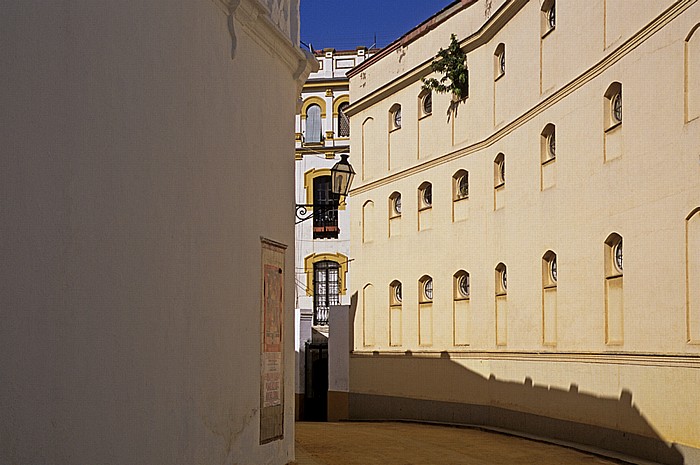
304, 341, 328, 421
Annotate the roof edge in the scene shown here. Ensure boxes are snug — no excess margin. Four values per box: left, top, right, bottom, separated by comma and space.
346, 0, 478, 78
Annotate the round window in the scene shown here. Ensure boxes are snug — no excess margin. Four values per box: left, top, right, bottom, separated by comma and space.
548, 5, 556, 28
423, 92, 432, 115
499, 52, 506, 74
499, 160, 505, 183
394, 283, 402, 303
612, 93, 622, 123
458, 274, 470, 298
393, 108, 402, 128
393, 195, 402, 215
550, 257, 557, 282
614, 241, 623, 272
423, 278, 433, 300
458, 174, 469, 198
548, 133, 555, 158
422, 185, 432, 206
501, 269, 507, 291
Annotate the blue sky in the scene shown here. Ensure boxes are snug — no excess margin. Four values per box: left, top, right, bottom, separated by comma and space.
300, 0, 454, 51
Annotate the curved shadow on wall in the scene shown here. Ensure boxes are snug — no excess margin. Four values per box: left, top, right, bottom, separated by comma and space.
348, 352, 685, 465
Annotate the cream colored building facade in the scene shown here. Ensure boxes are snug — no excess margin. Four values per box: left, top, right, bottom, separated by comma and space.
0, 1, 315, 464
346, 0, 700, 463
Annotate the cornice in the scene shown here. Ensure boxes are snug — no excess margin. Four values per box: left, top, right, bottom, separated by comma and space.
216, 0, 317, 84
303, 79, 349, 90
344, 0, 528, 118
349, 0, 696, 196
351, 350, 700, 369
295, 144, 349, 157
347, 0, 478, 79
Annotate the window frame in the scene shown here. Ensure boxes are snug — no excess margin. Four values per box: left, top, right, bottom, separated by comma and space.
337, 101, 350, 138
305, 103, 323, 143
542, 251, 558, 288
495, 263, 508, 296
418, 182, 433, 211
389, 192, 402, 219
454, 270, 471, 301
419, 90, 433, 118
390, 280, 403, 305
541, 124, 556, 164
494, 43, 506, 80
389, 103, 402, 131
604, 233, 624, 279
494, 153, 506, 188
312, 260, 340, 325
419, 275, 433, 304
604, 82, 623, 131
453, 170, 469, 201
541, 0, 556, 37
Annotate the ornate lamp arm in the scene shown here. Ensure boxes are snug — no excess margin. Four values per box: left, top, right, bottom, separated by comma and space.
295, 204, 315, 224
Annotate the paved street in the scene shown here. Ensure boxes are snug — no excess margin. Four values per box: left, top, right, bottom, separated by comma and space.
294, 421, 635, 465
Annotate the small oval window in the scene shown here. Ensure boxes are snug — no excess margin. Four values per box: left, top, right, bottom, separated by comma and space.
458, 274, 470, 298
423, 278, 433, 300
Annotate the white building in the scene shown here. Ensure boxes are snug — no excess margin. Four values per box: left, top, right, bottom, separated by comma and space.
0, 1, 315, 464
294, 47, 372, 420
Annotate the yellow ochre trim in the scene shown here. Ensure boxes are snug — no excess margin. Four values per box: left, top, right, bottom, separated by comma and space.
304, 252, 350, 297
303, 168, 347, 210
300, 96, 327, 118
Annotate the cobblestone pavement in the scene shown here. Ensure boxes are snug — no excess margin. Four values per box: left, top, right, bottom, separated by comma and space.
294, 421, 633, 465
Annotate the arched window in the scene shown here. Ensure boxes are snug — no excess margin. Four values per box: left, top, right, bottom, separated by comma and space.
453, 170, 469, 201
389, 280, 403, 346
419, 275, 433, 303
687, 208, 700, 342
604, 82, 623, 130
494, 43, 506, 80
362, 200, 374, 243
686, 25, 700, 122
604, 233, 624, 344
418, 182, 432, 211
495, 262, 508, 346
313, 260, 340, 325
306, 104, 322, 143
338, 102, 350, 137
454, 270, 470, 300
418, 275, 433, 345
362, 283, 375, 346
541, 124, 556, 163
389, 192, 402, 218
542, 251, 557, 345
495, 263, 508, 296
312, 175, 339, 239
541, 0, 556, 37
389, 103, 402, 130
494, 153, 505, 188
419, 90, 432, 117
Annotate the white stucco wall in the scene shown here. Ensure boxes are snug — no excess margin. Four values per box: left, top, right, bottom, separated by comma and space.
0, 1, 313, 464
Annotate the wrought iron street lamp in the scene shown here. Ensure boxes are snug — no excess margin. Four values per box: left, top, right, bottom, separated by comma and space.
296, 154, 355, 224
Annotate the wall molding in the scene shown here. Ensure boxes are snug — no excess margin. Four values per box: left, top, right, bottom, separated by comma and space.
349, 0, 696, 196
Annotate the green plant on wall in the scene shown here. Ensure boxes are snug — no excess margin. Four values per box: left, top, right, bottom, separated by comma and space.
421, 34, 468, 101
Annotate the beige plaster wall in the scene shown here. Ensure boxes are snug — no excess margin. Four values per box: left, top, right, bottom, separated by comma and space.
348, 0, 700, 456
0, 1, 309, 464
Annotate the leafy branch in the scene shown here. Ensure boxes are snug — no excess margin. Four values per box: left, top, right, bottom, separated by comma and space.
421, 34, 468, 100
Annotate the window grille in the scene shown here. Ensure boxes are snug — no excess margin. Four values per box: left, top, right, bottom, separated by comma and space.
423, 92, 432, 115
313, 260, 340, 326
338, 102, 350, 137
313, 176, 339, 239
